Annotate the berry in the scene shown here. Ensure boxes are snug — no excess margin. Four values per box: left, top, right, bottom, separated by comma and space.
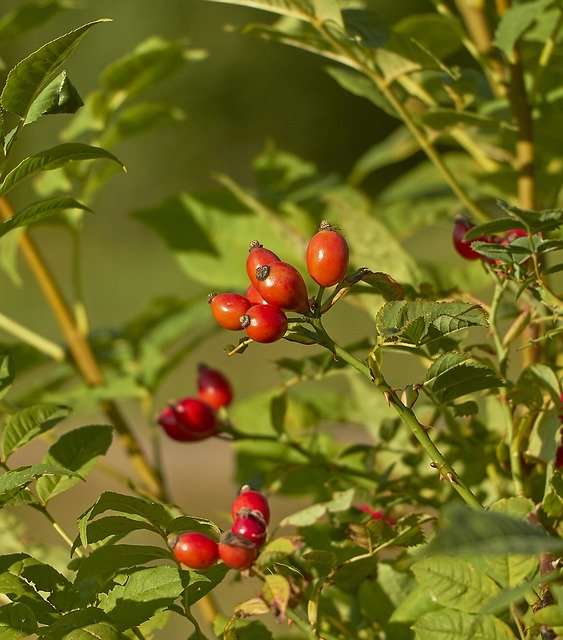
245, 283, 267, 305
246, 241, 280, 289
254, 262, 310, 314
556, 445, 563, 470
157, 405, 201, 441
452, 216, 485, 261
197, 364, 233, 410
208, 293, 251, 331
231, 486, 270, 524
157, 397, 216, 441
218, 531, 258, 570
231, 509, 267, 547
240, 304, 288, 343
169, 532, 219, 570
306, 220, 349, 287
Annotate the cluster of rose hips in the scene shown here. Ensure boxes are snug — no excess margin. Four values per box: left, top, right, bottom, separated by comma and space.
452, 215, 527, 261
168, 486, 270, 571
208, 220, 349, 343
156, 364, 232, 441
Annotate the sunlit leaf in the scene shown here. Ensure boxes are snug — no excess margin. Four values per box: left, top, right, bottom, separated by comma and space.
2, 404, 70, 459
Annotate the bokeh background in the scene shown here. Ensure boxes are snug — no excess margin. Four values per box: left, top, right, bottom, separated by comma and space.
1, 0, 442, 635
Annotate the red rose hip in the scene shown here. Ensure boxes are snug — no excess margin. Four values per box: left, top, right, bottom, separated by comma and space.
197, 364, 233, 410
208, 293, 251, 331
218, 531, 258, 570
231, 509, 267, 548
231, 486, 270, 524
170, 532, 219, 570
452, 216, 484, 261
306, 220, 349, 287
158, 397, 217, 441
246, 241, 280, 289
254, 261, 310, 314
240, 304, 288, 343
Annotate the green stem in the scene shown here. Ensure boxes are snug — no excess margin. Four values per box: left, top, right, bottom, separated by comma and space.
313, 19, 491, 223
0, 313, 66, 362
309, 318, 483, 509
489, 279, 525, 496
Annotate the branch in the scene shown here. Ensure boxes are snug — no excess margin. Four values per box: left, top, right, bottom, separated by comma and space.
0, 197, 166, 500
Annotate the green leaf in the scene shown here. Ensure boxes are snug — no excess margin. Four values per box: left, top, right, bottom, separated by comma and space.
2, 404, 70, 460
77, 492, 172, 548
421, 109, 505, 132
36, 425, 113, 502
413, 609, 517, 640
348, 125, 419, 185
204, 0, 313, 20
493, 0, 553, 59
311, 0, 342, 27
425, 352, 503, 403
376, 301, 488, 345
1, 19, 110, 119
0, 1, 68, 46
100, 36, 206, 100
0, 196, 90, 239
412, 557, 501, 613
326, 67, 397, 118
0, 350, 15, 399
425, 503, 563, 556
74, 545, 171, 583
280, 489, 355, 526
98, 566, 183, 631
41, 608, 123, 640
394, 13, 463, 60
0, 144, 123, 197
184, 562, 229, 607
99, 103, 185, 148
166, 515, 222, 538
24, 70, 83, 125
496, 200, 563, 233
0, 602, 38, 639
132, 192, 304, 289
0, 464, 78, 506
390, 585, 443, 623
76, 516, 160, 552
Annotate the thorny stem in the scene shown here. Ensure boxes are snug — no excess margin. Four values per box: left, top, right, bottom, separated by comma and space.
0, 197, 166, 501
308, 317, 483, 510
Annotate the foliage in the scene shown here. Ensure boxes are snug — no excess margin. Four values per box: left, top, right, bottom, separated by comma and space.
0, 1, 562, 639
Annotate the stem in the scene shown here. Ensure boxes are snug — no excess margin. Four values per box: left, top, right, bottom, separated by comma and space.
0, 197, 166, 501
489, 279, 525, 496
508, 44, 536, 209
0, 313, 66, 362
309, 318, 483, 509
313, 20, 491, 223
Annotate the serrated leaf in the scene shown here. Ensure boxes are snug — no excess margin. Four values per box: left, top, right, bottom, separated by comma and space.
2, 404, 70, 459
262, 574, 290, 618
0, 196, 90, 239
0, 602, 37, 639
24, 70, 83, 125
377, 301, 488, 345
1, 19, 110, 120
0, 144, 123, 197
73, 516, 156, 555
311, 0, 342, 27
425, 352, 503, 403
183, 561, 229, 607
98, 566, 183, 631
41, 608, 122, 640
166, 515, 221, 538
425, 503, 563, 557
74, 545, 171, 583
0, 464, 78, 506
496, 200, 563, 233
36, 425, 113, 502
413, 609, 517, 640
412, 557, 501, 613
77, 492, 172, 548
